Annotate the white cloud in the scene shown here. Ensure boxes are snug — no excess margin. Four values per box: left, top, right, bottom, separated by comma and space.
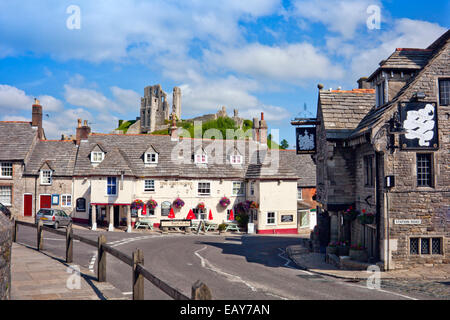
0, 85, 33, 111
292, 0, 382, 39
64, 85, 123, 113
38, 95, 63, 112
350, 18, 448, 78
111, 86, 141, 111
205, 43, 344, 82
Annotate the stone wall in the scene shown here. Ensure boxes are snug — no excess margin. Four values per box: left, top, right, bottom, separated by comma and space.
0, 212, 12, 300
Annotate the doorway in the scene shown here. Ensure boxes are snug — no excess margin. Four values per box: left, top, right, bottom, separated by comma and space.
39, 195, 51, 209
114, 206, 120, 227
24, 194, 32, 216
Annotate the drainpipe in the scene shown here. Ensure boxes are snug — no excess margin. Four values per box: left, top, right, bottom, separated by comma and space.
34, 176, 37, 217
375, 152, 382, 261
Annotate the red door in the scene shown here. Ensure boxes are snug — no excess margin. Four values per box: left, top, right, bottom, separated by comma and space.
24, 194, 32, 217
40, 195, 51, 209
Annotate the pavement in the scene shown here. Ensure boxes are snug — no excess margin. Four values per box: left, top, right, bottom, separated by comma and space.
286, 244, 450, 281
11, 242, 127, 300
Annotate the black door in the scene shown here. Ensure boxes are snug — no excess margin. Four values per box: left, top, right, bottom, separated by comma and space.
114, 206, 120, 227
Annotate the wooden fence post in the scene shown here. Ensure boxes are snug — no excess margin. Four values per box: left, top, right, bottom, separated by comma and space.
37, 220, 44, 251
66, 224, 73, 263
132, 249, 144, 300
191, 280, 212, 300
97, 234, 107, 282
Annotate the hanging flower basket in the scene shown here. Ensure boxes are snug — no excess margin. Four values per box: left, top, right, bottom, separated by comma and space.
197, 202, 205, 210
249, 201, 259, 209
147, 199, 158, 209
173, 198, 185, 209
343, 206, 359, 221
131, 199, 144, 210
219, 196, 230, 208
357, 210, 375, 225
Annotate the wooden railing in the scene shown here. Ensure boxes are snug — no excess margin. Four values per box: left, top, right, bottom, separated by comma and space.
12, 219, 211, 300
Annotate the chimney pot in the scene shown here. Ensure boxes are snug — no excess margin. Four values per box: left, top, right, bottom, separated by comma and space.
261, 112, 264, 121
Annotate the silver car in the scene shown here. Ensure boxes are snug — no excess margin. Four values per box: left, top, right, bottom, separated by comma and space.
35, 209, 72, 229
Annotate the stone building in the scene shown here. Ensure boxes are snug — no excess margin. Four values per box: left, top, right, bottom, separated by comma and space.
140, 84, 181, 133
315, 30, 449, 269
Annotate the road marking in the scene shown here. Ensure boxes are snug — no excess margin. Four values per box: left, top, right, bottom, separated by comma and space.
277, 248, 308, 272
88, 251, 97, 273
341, 281, 418, 300
194, 246, 291, 300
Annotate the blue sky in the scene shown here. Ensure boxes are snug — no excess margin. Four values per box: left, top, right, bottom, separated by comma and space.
0, 0, 448, 146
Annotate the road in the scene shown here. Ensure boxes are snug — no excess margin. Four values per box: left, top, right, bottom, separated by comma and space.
15, 224, 437, 300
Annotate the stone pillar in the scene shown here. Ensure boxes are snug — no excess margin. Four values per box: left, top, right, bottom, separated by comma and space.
91, 205, 97, 231
108, 205, 114, 232
126, 205, 132, 233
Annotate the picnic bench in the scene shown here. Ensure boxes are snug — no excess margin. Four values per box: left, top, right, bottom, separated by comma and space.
205, 222, 218, 232
135, 218, 154, 230
225, 223, 240, 232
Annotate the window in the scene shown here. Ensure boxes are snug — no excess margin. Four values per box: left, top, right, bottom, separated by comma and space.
144, 180, 155, 192
230, 155, 243, 165
145, 205, 155, 216
107, 177, 117, 195
195, 154, 207, 164
250, 182, 255, 196
376, 81, 385, 107
0, 163, 12, 178
439, 79, 450, 106
40, 170, 52, 185
251, 209, 258, 222
61, 195, 72, 207
267, 212, 276, 225
193, 208, 206, 220
410, 237, 442, 255
297, 186, 303, 200
0, 186, 12, 206
198, 182, 211, 196
91, 152, 104, 163
417, 154, 433, 187
232, 181, 245, 196
145, 153, 158, 164
364, 155, 374, 187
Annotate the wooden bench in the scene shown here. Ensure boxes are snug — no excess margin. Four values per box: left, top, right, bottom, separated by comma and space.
205, 222, 218, 232
225, 223, 240, 232
135, 218, 154, 230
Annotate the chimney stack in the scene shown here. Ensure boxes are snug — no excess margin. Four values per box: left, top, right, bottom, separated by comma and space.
32, 98, 44, 139
252, 117, 260, 142
357, 77, 372, 89
259, 112, 268, 145
76, 118, 91, 145
170, 113, 178, 141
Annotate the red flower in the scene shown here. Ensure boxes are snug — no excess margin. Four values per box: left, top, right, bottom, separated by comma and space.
362, 209, 366, 213
349, 206, 353, 210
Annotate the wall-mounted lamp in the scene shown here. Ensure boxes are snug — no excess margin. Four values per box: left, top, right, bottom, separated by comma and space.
385, 175, 395, 188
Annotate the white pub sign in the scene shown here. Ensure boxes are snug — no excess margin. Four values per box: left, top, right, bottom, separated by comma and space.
394, 219, 422, 225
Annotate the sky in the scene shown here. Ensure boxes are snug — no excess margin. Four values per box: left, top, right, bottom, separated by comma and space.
0, 0, 448, 147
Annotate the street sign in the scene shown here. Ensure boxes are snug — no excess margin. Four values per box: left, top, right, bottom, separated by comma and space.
394, 219, 422, 225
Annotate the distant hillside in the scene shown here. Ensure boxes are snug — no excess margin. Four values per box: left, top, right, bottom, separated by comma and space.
117, 117, 282, 149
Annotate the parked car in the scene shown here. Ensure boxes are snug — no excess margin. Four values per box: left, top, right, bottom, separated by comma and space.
0, 202, 11, 218
35, 209, 72, 229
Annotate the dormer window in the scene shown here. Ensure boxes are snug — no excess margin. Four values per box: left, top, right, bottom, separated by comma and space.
145, 152, 158, 164
195, 154, 207, 164
40, 170, 52, 185
91, 151, 104, 163
230, 155, 243, 165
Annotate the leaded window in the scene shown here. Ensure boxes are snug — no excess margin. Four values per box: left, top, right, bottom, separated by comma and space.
439, 79, 450, 106
421, 238, 430, 255
410, 238, 419, 255
432, 238, 442, 254
417, 154, 433, 187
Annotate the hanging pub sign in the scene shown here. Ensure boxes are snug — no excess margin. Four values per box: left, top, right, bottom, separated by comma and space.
296, 127, 316, 154
400, 102, 438, 150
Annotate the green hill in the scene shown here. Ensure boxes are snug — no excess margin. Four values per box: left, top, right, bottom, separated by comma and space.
117, 117, 283, 149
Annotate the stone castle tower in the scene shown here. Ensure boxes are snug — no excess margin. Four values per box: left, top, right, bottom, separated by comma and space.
140, 84, 182, 133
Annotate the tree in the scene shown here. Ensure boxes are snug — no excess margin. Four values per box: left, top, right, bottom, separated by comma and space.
280, 139, 289, 150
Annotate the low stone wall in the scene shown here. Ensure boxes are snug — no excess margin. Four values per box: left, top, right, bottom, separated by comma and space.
0, 213, 12, 300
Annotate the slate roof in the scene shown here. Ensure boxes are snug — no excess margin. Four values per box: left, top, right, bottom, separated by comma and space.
72, 134, 304, 181
25, 140, 78, 176
318, 89, 375, 135
278, 150, 316, 187
0, 122, 36, 161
